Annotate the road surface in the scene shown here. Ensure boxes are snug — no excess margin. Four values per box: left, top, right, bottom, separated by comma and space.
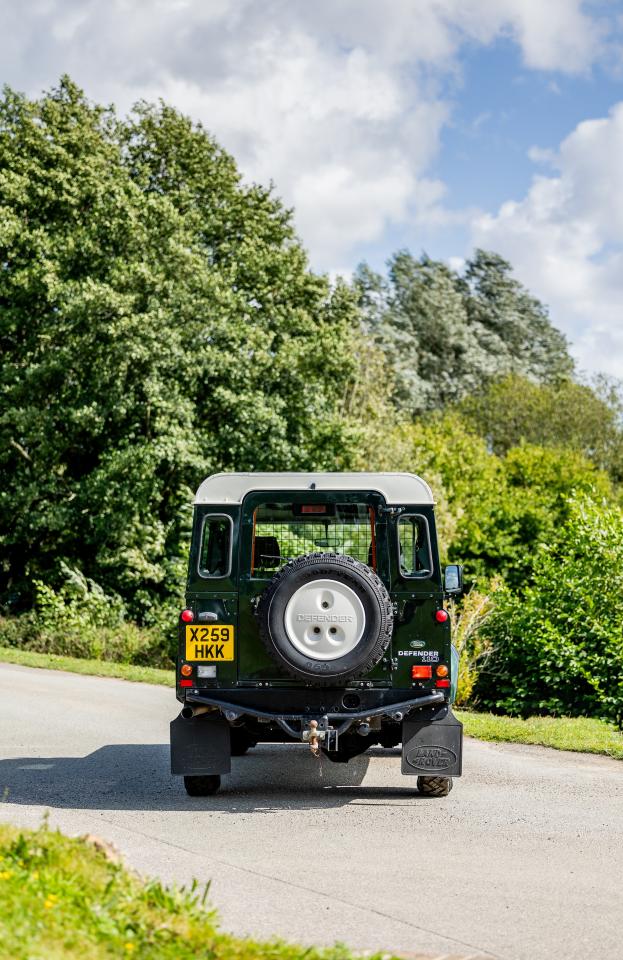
1, 663, 622, 960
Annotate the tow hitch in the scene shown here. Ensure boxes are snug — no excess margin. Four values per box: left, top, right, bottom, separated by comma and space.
302, 718, 339, 755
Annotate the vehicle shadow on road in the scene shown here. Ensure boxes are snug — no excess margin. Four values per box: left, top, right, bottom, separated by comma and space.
0, 744, 423, 812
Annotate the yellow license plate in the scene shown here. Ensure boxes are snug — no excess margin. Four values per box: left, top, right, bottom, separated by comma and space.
185, 624, 234, 661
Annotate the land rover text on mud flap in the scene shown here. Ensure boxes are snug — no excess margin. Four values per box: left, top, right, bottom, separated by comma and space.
171, 472, 464, 798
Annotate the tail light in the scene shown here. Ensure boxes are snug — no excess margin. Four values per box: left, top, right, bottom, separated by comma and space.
436, 678, 451, 688
411, 665, 432, 679
180, 679, 193, 688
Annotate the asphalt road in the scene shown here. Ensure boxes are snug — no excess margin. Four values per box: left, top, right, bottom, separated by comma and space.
1, 663, 622, 960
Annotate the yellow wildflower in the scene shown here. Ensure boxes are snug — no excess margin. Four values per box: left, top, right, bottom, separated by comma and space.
0, 870, 13, 880
124, 944, 135, 953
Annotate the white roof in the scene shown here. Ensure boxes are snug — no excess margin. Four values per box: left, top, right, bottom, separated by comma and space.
194, 472, 434, 506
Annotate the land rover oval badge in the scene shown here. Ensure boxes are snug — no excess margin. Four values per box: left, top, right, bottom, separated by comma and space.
409, 640, 425, 648
406, 745, 456, 771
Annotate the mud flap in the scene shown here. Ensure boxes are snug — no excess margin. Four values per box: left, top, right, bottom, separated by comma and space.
170, 712, 231, 776
401, 706, 462, 777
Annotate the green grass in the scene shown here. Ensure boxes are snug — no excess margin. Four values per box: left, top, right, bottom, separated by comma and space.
0, 823, 386, 960
456, 709, 623, 760
0, 646, 172, 686
1, 646, 621, 760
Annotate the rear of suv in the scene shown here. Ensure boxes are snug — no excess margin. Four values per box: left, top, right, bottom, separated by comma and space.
171, 472, 463, 797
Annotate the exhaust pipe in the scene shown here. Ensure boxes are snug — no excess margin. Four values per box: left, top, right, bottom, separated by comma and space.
181, 704, 212, 720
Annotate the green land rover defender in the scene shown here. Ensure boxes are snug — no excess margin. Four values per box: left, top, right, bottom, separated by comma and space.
171, 472, 464, 797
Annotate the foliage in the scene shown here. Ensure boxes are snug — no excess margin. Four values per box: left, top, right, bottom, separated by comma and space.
354, 249, 573, 416
375, 413, 613, 588
467, 443, 614, 587
0, 78, 363, 618
0, 823, 385, 960
449, 589, 495, 706
0, 564, 171, 667
459, 373, 623, 483
476, 497, 623, 726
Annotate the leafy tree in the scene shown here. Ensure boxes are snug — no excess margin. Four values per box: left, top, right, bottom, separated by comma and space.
472, 444, 613, 587
0, 78, 362, 617
461, 250, 572, 383
459, 373, 623, 483
354, 249, 573, 416
477, 496, 623, 726
377, 414, 613, 587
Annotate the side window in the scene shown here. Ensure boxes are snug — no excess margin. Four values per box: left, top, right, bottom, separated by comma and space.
199, 515, 232, 578
398, 515, 432, 578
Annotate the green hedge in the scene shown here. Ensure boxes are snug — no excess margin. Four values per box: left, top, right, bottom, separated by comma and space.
476, 496, 623, 726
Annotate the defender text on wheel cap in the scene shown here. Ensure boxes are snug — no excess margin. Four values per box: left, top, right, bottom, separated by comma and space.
284, 579, 365, 660
170, 473, 464, 797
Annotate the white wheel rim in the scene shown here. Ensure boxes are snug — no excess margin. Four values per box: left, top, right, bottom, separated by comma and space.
283, 578, 366, 661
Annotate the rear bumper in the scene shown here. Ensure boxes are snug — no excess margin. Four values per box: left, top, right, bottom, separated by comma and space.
183, 689, 445, 739
181, 684, 447, 714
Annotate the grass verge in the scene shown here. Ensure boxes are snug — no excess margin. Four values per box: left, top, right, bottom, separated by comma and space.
0, 822, 382, 960
1, 646, 621, 760
456, 709, 623, 760
0, 646, 172, 687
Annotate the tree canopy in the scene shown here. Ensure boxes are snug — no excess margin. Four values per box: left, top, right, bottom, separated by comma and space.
355, 250, 573, 416
0, 78, 362, 617
458, 373, 623, 483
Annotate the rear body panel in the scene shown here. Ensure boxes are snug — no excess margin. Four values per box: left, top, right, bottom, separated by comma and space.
179, 487, 451, 711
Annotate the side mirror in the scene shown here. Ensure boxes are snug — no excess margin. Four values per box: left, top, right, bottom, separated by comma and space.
444, 564, 464, 595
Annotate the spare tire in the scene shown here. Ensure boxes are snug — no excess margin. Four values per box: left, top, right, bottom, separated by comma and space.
256, 553, 393, 686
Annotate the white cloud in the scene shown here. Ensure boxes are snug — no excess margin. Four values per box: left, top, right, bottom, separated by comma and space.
472, 103, 623, 376
0, 0, 610, 272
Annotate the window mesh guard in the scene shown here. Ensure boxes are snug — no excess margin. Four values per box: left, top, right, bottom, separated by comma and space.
252, 505, 376, 576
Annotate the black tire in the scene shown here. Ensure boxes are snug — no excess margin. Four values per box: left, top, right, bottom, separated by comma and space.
183, 774, 221, 796
417, 775, 453, 797
256, 553, 393, 686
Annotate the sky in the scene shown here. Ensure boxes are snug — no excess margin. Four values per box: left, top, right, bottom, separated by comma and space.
2, 0, 623, 376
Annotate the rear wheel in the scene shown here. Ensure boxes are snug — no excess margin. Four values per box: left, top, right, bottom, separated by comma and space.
417, 775, 453, 797
184, 774, 221, 796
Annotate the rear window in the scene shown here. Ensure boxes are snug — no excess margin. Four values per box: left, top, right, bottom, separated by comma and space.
252, 502, 376, 576
199, 515, 232, 578
398, 515, 432, 578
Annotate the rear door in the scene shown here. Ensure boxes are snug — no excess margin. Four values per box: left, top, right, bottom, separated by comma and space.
236, 490, 392, 685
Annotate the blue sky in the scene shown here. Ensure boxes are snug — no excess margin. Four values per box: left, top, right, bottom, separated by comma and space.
1, 0, 623, 375
362, 30, 623, 273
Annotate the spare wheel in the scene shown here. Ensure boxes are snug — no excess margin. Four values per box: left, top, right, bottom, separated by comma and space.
256, 553, 393, 686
